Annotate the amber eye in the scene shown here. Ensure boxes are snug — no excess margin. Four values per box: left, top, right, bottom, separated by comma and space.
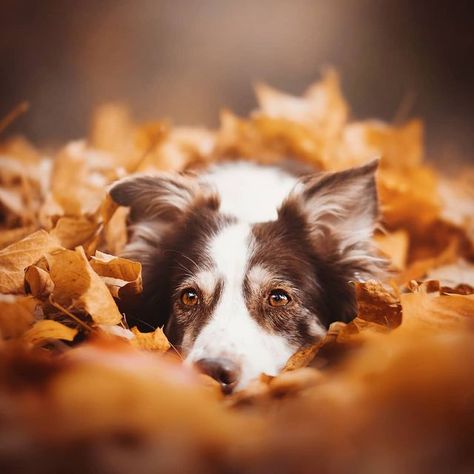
268, 289, 290, 307
181, 289, 199, 306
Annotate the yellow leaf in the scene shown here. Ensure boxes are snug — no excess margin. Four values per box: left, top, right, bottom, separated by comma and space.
130, 326, 170, 352
46, 247, 122, 325
24, 265, 54, 298
0, 230, 62, 294
90, 251, 142, 298
23, 319, 78, 345
355, 281, 402, 329
373, 230, 409, 270
50, 215, 100, 249
401, 285, 474, 330
0, 294, 37, 339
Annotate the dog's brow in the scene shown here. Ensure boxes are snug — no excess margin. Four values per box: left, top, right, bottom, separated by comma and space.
176, 270, 218, 294
247, 265, 272, 287
195, 270, 218, 295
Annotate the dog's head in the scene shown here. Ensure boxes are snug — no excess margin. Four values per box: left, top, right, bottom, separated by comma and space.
110, 161, 384, 391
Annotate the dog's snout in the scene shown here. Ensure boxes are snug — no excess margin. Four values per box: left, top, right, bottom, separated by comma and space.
195, 357, 240, 393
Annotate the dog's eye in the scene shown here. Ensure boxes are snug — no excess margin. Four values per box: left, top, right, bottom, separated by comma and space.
181, 288, 199, 306
268, 289, 290, 307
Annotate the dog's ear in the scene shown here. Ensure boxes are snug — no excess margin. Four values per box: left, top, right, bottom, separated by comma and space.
109, 173, 219, 223
281, 160, 384, 279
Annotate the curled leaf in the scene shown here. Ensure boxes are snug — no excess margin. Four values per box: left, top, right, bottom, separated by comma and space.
24, 265, 54, 298
0, 230, 61, 294
0, 294, 37, 339
130, 326, 170, 352
46, 247, 122, 325
90, 251, 142, 298
23, 319, 78, 345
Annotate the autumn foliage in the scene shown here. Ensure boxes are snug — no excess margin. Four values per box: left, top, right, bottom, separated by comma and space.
0, 71, 473, 473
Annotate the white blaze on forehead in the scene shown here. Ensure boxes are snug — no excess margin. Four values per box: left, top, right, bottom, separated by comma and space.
184, 222, 297, 389
201, 162, 298, 223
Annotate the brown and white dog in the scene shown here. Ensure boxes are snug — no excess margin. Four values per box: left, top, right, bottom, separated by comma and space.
109, 160, 384, 392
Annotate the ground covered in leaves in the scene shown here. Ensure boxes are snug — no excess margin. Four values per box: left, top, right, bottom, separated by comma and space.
0, 71, 473, 473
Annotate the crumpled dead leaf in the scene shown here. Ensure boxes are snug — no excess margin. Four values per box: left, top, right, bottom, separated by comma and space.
401, 281, 474, 329
354, 281, 402, 328
0, 230, 62, 294
0, 69, 474, 473
0, 294, 37, 339
46, 247, 122, 325
24, 263, 54, 298
130, 326, 170, 352
23, 319, 78, 346
49, 215, 101, 250
90, 251, 142, 298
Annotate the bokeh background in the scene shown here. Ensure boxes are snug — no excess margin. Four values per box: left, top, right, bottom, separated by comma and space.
1, 0, 473, 165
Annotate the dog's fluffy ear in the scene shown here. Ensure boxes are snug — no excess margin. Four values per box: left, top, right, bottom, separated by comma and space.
282, 160, 385, 279
109, 173, 219, 222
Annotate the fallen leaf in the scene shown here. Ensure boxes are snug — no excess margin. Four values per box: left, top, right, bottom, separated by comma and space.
373, 230, 409, 270
90, 251, 142, 298
0, 294, 37, 339
0, 225, 37, 250
23, 319, 78, 345
0, 230, 61, 294
401, 284, 474, 329
283, 343, 322, 372
355, 281, 402, 329
24, 265, 54, 298
130, 326, 170, 352
50, 215, 100, 249
46, 247, 122, 325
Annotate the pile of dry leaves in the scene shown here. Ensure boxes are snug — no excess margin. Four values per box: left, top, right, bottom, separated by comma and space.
0, 71, 473, 474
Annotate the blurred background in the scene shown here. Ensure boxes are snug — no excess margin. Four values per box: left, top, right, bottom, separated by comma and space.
1, 0, 473, 164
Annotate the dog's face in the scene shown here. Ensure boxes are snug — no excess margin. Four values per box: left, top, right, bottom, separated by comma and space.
110, 161, 383, 391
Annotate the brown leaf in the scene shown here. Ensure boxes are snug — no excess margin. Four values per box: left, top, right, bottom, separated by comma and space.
401, 284, 474, 330
50, 141, 118, 216
23, 319, 78, 345
130, 326, 170, 352
90, 251, 142, 298
0, 230, 61, 294
283, 343, 322, 372
0, 294, 37, 339
378, 166, 441, 232
0, 225, 37, 250
50, 215, 100, 249
255, 68, 348, 137
103, 206, 128, 256
269, 368, 322, 397
355, 281, 402, 329
46, 247, 122, 325
373, 230, 409, 270
89, 103, 135, 167
340, 119, 423, 169
24, 265, 54, 298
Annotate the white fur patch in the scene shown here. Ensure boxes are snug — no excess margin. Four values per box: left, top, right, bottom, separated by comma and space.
184, 222, 297, 389
201, 162, 297, 223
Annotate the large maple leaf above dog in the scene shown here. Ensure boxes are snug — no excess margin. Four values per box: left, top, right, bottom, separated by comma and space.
0, 70, 473, 473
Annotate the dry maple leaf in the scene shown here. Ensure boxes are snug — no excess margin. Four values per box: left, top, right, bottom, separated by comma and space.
130, 326, 170, 352
0, 230, 62, 294
401, 282, 474, 329
89, 251, 142, 299
46, 247, 122, 325
23, 319, 78, 346
24, 264, 54, 298
50, 215, 101, 250
0, 294, 37, 339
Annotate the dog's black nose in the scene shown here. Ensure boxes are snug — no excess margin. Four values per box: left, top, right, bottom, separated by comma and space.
195, 357, 240, 394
